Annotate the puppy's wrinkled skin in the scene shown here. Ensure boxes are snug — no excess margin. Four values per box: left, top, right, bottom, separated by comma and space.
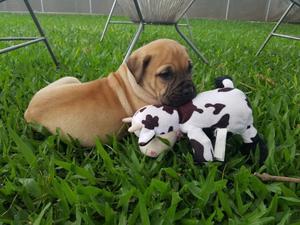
24, 39, 196, 146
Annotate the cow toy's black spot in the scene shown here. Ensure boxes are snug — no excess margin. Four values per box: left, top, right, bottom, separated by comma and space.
178, 101, 203, 124
190, 139, 206, 163
139, 107, 146, 113
205, 103, 226, 115
218, 88, 234, 92
247, 125, 251, 129
215, 76, 233, 88
161, 105, 175, 114
211, 114, 230, 129
142, 115, 159, 129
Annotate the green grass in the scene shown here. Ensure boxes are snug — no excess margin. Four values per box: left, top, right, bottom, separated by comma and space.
0, 12, 300, 224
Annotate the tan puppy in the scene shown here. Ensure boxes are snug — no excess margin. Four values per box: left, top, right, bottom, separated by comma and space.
24, 39, 196, 146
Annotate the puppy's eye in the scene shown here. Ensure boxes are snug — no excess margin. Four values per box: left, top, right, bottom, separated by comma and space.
188, 61, 193, 73
158, 70, 173, 81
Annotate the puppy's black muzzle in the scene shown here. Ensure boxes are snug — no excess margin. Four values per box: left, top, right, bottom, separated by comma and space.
163, 80, 196, 107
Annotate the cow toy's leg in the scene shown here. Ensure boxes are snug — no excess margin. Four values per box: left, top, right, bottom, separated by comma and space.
186, 128, 214, 164
240, 125, 268, 165
240, 125, 258, 155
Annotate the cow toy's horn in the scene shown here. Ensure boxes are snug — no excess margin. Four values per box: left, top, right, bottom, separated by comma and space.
122, 117, 132, 123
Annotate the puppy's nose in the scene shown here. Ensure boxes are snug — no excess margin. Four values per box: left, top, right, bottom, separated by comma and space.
183, 86, 195, 96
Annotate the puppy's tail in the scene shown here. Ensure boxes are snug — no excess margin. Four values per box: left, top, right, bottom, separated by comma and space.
215, 76, 234, 89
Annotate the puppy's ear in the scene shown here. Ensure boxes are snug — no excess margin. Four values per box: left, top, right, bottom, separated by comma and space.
126, 54, 152, 84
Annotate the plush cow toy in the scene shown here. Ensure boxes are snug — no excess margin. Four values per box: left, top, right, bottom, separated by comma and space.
123, 77, 268, 164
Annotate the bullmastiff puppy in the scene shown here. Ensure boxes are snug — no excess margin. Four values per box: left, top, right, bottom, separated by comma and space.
24, 39, 196, 146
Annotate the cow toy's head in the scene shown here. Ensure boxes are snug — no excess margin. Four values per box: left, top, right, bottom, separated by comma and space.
122, 105, 181, 157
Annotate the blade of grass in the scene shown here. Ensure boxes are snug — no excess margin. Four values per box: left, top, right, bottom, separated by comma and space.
137, 191, 150, 225
8, 126, 37, 167
33, 203, 51, 225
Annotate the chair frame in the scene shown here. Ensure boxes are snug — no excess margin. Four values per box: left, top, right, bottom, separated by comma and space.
0, 0, 59, 68
256, 0, 300, 56
100, 0, 208, 64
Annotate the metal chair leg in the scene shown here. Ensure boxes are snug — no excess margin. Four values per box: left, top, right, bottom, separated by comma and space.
122, 0, 145, 63
175, 23, 209, 64
123, 22, 144, 63
256, 2, 295, 56
100, 0, 118, 42
24, 0, 59, 68
0, 38, 44, 54
184, 13, 193, 39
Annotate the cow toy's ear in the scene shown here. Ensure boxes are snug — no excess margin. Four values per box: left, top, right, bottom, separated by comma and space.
128, 123, 143, 133
138, 129, 155, 146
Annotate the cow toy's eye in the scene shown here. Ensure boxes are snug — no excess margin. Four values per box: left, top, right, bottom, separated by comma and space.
158, 70, 173, 81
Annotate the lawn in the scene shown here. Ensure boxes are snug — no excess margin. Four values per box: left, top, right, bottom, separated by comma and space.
0, 12, 300, 224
